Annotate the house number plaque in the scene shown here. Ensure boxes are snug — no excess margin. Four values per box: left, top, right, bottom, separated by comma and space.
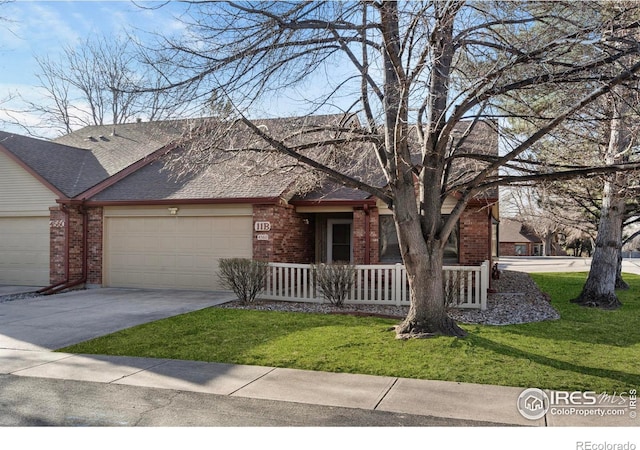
256, 234, 269, 241
254, 221, 271, 232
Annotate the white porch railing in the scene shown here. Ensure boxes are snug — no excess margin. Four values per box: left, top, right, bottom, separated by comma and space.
259, 261, 489, 310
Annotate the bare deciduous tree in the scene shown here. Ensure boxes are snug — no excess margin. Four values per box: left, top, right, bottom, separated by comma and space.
15, 35, 182, 136
146, 1, 640, 337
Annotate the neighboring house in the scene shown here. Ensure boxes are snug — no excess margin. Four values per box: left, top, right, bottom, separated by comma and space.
0, 115, 499, 291
499, 218, 544, 256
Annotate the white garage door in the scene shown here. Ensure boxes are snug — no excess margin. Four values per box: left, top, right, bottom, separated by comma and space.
104, 207, 253, 290
0, 216, 50, 285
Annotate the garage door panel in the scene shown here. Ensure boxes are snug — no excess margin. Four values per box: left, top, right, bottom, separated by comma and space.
0, 217, 50, 285
175, 236, 200, 251
105, 214, 252, 290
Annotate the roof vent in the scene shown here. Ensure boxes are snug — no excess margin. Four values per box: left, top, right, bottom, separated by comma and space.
85, 136, 97, 142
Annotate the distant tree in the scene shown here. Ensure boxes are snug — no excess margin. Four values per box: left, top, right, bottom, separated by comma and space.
15, 35, 182, 136
0, 0, 16, 128
145, 1, 640, 337
499, 3, 640, 308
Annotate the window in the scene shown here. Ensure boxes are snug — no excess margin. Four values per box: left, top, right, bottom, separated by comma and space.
443, 216, 459, 263
379, 215, 402, 263
515, 244, 527, 256
327, 219, 352, 263
379, 215, 459, 263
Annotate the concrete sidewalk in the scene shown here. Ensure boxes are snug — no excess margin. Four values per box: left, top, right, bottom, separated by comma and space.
1, 348, 634, 427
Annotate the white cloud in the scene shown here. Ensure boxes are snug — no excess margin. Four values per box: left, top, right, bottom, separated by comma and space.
3, 2, 83, 53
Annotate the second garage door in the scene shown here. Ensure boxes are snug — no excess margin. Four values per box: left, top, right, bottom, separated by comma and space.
0, 216, 50, 286
104, 206, 253, 290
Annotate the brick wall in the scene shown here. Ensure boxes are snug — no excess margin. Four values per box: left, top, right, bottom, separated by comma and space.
86, 207, 103, 285
499, 242, 533, 257
253, 202, 314, 263
49, 205, 103, 286
353, 207, 379, 264
49, 206, 66, 284
458, 205, 491, 265
67, 206, 84, 281
49, 205, 85, 284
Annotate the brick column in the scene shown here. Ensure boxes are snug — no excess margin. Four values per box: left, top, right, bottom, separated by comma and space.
49, 206, 67, 285
352, 206, 379, 264
67, 205, 85, 281
86, 207, 103, 285
459, 205, 490, 265
353, 209, 366, 264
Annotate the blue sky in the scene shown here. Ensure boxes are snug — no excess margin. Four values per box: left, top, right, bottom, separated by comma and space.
0, 1, 187, 134
0, 1, 355, 137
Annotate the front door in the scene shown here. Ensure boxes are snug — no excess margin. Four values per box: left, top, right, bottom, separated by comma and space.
327, 219, 352, 263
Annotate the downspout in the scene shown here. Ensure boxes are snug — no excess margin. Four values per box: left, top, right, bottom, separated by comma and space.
38, 204, 88, 295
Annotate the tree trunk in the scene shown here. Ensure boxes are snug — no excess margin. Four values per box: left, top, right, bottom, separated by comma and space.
571, 185, 624, 309
392, 184, 467, 339
572, 106, 627, 308
544, 233, 554, 256
395, 244, 467, 339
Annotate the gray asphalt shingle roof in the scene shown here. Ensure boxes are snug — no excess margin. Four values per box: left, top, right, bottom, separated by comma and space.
292, 119, 500, 203
499, 218, 542, 243
0, 131, 109, 197
3, 115, 499, 204
90, 156, 296, 201
82, 115, 356, 202
53, 120, 188, 176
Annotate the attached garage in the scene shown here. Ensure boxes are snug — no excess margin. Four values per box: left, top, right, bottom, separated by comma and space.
103, 205, 253, 290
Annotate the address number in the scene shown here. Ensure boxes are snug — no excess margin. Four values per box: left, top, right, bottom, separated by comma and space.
254, 221, 272, 232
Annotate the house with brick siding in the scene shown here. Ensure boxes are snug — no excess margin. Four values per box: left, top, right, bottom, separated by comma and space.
0, 115, 499, 292
498, 218, 544, 256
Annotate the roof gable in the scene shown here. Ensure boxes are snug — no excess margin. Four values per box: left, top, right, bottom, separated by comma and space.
0, 149, 58, 214
0, 131, 109, 198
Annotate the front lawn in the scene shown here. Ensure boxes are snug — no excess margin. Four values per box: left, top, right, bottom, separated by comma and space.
59, 272, 640, 393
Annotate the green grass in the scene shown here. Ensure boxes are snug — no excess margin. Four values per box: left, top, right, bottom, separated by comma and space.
59, 272, 640, 393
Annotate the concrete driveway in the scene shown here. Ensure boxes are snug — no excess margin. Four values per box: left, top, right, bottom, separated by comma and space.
497, 256, 640, 275
0, 288, 235, 351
